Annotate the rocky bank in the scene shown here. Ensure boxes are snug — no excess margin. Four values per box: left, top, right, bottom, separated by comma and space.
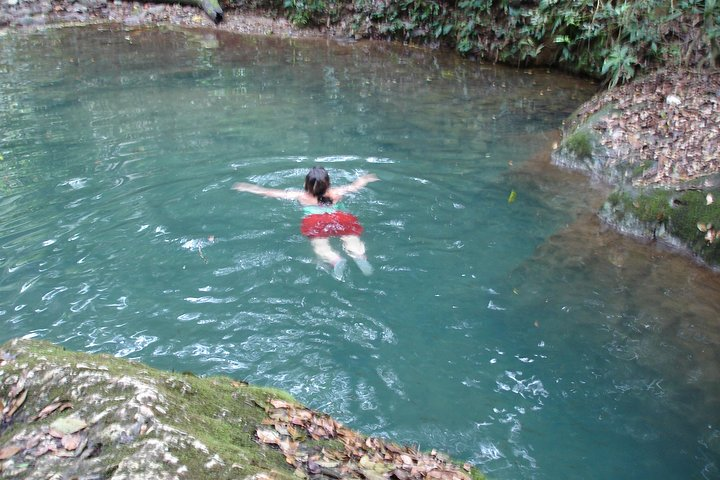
552, 69, 720, 267
0, 338, 484, 479
0, 0, 329, 37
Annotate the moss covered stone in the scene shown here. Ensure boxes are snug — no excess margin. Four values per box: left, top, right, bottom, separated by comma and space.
564, 130, 593, 159
0, 338, 485, 480
602, 188, 720, 265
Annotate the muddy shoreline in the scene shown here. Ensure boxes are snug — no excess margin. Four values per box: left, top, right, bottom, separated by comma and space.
0, 0, 331, 37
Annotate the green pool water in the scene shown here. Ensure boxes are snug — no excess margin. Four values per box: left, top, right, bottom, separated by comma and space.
1, 25, 719, 479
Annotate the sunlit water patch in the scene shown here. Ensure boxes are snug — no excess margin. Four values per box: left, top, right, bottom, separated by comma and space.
1, 26, 719, 479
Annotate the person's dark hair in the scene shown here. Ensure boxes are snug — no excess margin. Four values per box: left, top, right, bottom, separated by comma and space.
304, 166, 332, 204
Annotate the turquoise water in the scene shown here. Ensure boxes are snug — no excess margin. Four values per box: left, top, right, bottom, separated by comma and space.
2, 26, 720, 479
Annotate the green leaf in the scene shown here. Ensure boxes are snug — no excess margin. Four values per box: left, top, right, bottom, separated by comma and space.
50, 416, 88, 434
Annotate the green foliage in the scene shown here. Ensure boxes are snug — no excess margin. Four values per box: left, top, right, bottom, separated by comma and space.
284, 0, 327, 26
269, 0, 717, 83
337, 0, 718, 85
611, 189, 720, 264
602, 45, 638, 88
350, 0, 450, 41
565, 130, 593, 159
634, 189, 673, 223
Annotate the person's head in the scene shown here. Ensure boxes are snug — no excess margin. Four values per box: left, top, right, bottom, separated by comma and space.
304, 166, 332, 204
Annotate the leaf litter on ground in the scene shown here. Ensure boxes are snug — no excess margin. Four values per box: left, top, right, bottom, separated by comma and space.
256, 397, 477, 479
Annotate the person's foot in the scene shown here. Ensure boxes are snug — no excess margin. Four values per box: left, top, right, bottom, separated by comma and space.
353, 257, 373, 276
332, 258, 347, 280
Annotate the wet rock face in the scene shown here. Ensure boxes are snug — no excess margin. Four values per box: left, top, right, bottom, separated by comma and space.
1, 339, 487, 480
0, 339, 218, 479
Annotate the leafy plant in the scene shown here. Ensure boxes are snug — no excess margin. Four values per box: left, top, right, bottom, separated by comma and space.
284, 0, 326, 26
339, 0, 715, 86
602, 45, 639, 88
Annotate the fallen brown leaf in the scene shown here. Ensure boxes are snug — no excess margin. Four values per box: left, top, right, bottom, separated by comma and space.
6, 389, 28, 418
256, 428, 281, 445
8, 374, 26, 398
0, 445, 22, 460
32, 401, 72, 422
25, 436, 41, 450
61, 433, 83, 451
53, 449, 77, 457
32, 444, 50, 457
270, 399, 294, 409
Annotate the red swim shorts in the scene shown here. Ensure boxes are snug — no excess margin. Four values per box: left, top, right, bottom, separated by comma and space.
300, 212, 364, 238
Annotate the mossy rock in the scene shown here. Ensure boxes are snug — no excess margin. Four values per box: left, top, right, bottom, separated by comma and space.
551, 104, 634, 184
0, 338, 295, 479
0, 338, 486, 480
602, 187, 720, 266
564, 130, 594, 159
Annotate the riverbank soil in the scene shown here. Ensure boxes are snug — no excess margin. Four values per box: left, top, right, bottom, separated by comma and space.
0, 0, 327, 37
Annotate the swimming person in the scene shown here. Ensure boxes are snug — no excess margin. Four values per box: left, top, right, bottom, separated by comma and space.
233, 166, 379, 279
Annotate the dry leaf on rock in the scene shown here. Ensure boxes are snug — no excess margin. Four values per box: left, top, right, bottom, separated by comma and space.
270, 399, 294, 409
0, 445, 22, 460
256, 427, 281, 446
61, 433, 83, 451
32, 401, 72, 422
8, 374, 26, 398
5, 389, 28, 418
25, 435, 41, 450
258, 396, 477, 480
32, 444, 51, 457
53, 449, 77, 458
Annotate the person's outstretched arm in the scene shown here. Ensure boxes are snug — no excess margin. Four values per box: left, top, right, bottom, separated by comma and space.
332, 174, 379, 199
233, 182, 301, 200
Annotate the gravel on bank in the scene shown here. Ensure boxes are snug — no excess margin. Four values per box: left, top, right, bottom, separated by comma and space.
0, 0, 329, 38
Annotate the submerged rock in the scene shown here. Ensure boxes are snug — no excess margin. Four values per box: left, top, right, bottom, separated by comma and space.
0, 338, 485, 479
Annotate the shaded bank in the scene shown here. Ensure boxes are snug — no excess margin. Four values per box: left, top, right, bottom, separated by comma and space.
552, 69, 720, 268
0, 338, 485, 479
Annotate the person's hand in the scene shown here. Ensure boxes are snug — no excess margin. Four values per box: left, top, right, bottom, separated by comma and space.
233, 182, 256, 192
361, 174, 380, 184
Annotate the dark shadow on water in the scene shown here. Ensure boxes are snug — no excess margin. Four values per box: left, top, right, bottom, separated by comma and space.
505, 144, 720, 471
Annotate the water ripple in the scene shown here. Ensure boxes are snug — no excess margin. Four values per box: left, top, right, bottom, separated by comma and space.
1, 27, 718, 480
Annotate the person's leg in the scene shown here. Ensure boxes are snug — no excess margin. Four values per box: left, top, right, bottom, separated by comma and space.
310, 238, 341, 264
341, 235, 373, 275
340, 235, 365, 258
310, 238, 346, 279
